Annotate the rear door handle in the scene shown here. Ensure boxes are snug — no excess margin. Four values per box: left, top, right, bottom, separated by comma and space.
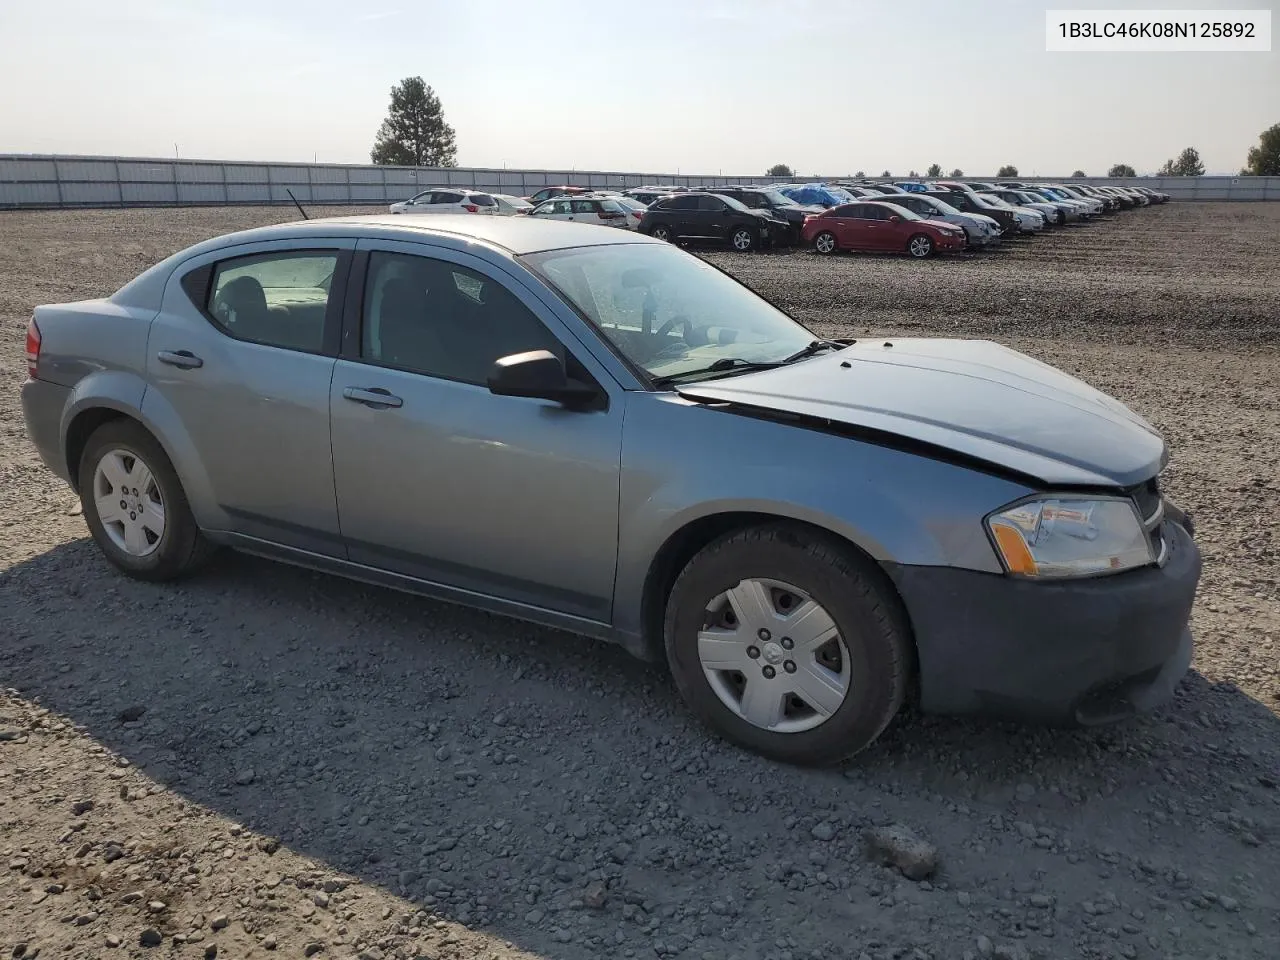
343, 386, 403, 409
157, 350, 203, 369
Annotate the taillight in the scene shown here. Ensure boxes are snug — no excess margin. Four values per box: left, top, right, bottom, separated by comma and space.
463, 204, 479, 213
25, 316, 41, 379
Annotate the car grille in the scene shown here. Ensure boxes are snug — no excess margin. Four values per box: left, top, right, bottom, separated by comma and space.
1125, 475, 1167, 565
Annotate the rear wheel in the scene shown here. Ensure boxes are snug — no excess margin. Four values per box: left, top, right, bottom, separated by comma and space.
906, 233, 934, 259
649, 223, 674, 242
664, 524, 912, 766
813, 231, 838, 255
730, 226, 756, 252
78, 420, 214, 581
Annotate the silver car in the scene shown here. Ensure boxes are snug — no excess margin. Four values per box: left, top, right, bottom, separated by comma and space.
20, 215, 1201, 766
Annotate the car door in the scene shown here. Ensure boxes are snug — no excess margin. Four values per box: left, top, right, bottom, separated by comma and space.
659, 195, 699, 235
824, 205, 860, 249
327, 240, 624, 622
570, 198, 601, 224
851, 204, 891, 249
430, 190, 465, 213
144, 239, 355, 555
697, 195, 731, 239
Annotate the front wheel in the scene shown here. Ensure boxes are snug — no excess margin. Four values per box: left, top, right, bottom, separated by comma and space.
906, 233, 934, 259
813, 231, 837, 255
730, 226, 756, 252
664, 525, 912, 766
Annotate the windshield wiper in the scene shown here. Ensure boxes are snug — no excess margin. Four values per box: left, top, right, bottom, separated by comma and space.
651, 340, 845, 388
781, 339, 842, 363
651, 357, 783, 388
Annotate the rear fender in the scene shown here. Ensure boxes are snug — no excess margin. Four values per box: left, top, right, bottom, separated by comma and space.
61, 371, 219, 529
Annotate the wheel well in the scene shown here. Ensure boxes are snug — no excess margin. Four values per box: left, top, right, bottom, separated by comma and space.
64, 408, 132, 492
638, 512, 915, 669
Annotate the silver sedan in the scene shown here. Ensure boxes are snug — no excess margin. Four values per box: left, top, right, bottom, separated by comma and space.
20, 214, 1200, 765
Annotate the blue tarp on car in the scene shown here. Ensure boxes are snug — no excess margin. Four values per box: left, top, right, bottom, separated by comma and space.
778, 184, 854, 207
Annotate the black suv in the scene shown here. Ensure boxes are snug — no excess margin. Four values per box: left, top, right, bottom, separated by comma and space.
922, 189, 1018, 236
639, 192, 782, 251
711, 186, 824, 245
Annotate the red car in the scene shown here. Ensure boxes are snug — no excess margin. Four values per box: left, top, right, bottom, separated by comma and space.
801, 201, 967, 258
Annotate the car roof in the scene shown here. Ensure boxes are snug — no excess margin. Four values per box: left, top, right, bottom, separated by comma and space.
183, 214, 660, 258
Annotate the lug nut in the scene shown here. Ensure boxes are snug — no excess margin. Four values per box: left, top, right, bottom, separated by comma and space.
781, 637, 794, 650
746, 646, 760, 660
762, 666, 776, 679
757, 628, 771, 642
783, 660, 797, 674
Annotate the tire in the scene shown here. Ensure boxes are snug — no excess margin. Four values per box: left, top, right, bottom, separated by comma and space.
649, 223, 674, 242
906, 233, 934, 259
78, 419, 215, 582
729, 226, 756, 252
1056, 210, 1066, 226
813, 231, 837, 255
663, 524, 912, 766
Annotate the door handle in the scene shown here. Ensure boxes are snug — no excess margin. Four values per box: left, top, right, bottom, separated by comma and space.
343, 386, 403, 409
157, 350, 203, 369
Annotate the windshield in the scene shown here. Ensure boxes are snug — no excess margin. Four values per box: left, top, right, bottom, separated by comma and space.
522, 243, 814, 383
762, 189, 795, 206
926, 197, 961, 215
1015, 192, 1042, 205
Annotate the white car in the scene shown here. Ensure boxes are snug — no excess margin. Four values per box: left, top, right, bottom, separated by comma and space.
389, 189, 500, 215
975, 193, 1047, 233
880, 194, 1003, 248
490, 193, 534, 216
1044, 184, 1105, 216
989, 189, 1063, 226
1028, 186, 1094, 219
612, 195, 648, 230
1021, 189, 1083, 224
529, 194, 637, 230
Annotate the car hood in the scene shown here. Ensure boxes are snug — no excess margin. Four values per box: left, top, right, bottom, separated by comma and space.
676, 338, 1166, 488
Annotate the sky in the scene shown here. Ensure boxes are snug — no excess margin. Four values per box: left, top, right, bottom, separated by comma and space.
1, 0, 1276, 176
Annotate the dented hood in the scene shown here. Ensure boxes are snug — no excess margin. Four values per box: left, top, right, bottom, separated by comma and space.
676, 338, 1167, 488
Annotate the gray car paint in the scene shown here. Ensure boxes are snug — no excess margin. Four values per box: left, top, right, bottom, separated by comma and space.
676, 338, 1167, 488
22, 214, 1157, 662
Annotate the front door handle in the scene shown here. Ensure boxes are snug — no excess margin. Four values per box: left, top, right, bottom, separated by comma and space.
157, 350, 203, 369
343, 386, 403, 409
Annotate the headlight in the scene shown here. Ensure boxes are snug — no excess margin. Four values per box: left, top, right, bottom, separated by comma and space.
986, 496, 1154, 578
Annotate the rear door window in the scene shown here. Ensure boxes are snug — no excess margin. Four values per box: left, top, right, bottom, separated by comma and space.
206, 251, 339, 353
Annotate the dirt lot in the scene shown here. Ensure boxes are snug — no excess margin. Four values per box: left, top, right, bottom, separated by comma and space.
1, 203, 1278, 960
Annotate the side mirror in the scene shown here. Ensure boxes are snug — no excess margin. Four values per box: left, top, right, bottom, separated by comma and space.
888, 215, 902, 223
487, 350, 600, 409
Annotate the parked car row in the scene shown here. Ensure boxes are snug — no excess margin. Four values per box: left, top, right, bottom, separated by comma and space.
385, 179, 1168, 259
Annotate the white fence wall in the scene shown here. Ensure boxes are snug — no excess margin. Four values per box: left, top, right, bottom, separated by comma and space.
1, 154, 1277, 208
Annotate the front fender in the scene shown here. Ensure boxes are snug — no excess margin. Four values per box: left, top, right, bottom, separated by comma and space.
611, 393, 1031, 642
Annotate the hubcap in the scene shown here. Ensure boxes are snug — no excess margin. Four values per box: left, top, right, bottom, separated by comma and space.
93, 448, 165, 557
910, 237, 930, 257
733, 230, 751, 250
816, 234, 835, 253
654, 227, 669, 241
698, 578, 851, 734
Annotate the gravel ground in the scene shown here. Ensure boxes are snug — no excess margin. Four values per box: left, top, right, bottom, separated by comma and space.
1, 203, 1278, 960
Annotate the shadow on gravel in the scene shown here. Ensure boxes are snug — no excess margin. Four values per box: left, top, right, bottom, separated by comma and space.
3, 539, 1279, 959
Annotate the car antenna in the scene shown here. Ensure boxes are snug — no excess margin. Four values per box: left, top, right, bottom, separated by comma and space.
286, 188, 310, 220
